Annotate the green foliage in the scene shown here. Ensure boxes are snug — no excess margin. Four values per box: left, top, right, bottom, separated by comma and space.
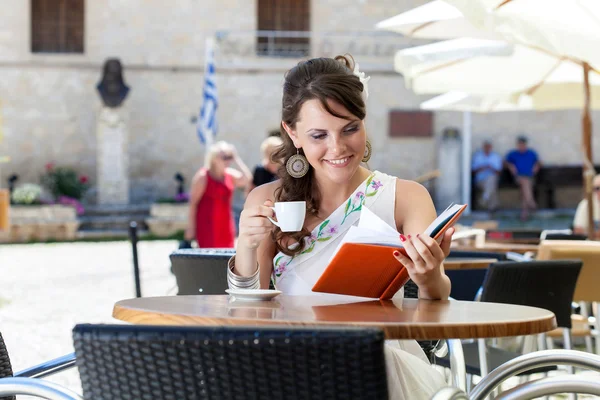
41, 165, 89, 200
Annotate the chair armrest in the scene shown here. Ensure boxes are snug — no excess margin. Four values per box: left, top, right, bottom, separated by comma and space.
14, 353, 76, 379
498, 375, 600, 400
470, 350, 600, 400
0, 377, 83, 399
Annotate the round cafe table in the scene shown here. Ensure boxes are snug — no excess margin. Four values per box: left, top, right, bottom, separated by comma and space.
113, 294, 556, 340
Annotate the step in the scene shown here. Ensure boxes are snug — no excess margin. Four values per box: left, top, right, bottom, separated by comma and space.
82, 204, 151, 218
78, 215, 149, 231
76, 229, 150, 240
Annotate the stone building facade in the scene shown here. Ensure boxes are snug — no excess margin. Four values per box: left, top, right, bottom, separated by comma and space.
0, 0, 598, 206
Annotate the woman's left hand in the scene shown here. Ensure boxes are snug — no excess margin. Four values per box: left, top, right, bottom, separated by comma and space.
392, 227, 454, 290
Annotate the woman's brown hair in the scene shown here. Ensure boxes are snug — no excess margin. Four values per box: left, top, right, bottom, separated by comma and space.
271, 54, 366, 256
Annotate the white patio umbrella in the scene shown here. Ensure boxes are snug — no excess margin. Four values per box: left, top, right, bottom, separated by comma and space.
379, 0, 600, 236
420, 91, 531, 113
375, 0, 500, 40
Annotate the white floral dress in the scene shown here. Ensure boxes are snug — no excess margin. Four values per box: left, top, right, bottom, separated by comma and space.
273, 171, 446, 399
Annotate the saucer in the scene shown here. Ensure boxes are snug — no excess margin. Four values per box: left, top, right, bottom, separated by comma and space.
225, 289, 282, 301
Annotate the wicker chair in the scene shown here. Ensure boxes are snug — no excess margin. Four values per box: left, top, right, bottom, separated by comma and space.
72, 324, 388, 400
0, 331, 76, 400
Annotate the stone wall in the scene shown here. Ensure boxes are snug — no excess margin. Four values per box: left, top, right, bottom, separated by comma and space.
0, 0, 597, 206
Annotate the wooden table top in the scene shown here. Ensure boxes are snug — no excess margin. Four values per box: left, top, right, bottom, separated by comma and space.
452, 243, 539, 254
113, 295, 556, 340
444, 259, 497, 270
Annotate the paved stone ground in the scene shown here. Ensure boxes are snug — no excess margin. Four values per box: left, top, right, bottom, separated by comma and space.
1, 240, 599, 399
0, 240, 178, 397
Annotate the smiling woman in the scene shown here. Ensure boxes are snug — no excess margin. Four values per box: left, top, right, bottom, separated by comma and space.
230, 55, 455, 399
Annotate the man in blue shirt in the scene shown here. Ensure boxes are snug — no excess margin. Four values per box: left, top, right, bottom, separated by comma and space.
505, 136, 541, 220
472, 140, 502, 211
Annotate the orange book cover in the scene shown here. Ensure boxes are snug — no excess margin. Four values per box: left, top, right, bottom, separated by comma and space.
312, 204, 467, 300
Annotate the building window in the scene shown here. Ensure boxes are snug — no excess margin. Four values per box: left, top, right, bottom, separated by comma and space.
388, 110, 434, 138
31, 0, 85, 54
257, 0, 310, 57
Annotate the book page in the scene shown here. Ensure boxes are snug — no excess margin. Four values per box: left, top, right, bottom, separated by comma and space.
423, 203, 464, 238
329, 204, 465, 260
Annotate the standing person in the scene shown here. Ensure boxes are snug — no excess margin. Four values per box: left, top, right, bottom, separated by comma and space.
247, 136, 283, 195
472, 140, 502, 212
505, 135, 541, 220
185, 141, 252, 248
229, 55, 451, 399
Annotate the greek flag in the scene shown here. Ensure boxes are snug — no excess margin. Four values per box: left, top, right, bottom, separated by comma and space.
197, 38, 218, 146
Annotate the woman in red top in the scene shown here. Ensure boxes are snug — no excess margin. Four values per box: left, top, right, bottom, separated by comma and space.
185, 141, 252, 248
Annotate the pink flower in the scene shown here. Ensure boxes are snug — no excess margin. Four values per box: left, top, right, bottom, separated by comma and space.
371, 180, 382, 190
355, 191, 364, 199
45, 162, 55, 171
79, 175, 89, 184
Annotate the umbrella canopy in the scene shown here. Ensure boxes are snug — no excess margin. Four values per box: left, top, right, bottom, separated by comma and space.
395, 39, 600, 110
420, 91, 531, 113
445, 0, 600, 69
379, 1, 600, 237
375, 0, 499, 40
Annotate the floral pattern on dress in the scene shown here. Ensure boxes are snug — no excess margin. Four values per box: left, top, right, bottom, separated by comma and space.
340, 174, 382, 225
273, 171, 386, 280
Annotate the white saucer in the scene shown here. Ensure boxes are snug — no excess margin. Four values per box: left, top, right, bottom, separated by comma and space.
225, 289, 282, 301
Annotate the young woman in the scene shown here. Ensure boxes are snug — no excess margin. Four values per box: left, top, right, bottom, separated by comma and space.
185, 141, 252, 248
229, 56, 452, 399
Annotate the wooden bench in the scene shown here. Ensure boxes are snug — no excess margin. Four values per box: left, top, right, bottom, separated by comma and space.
471, 165, 592, 210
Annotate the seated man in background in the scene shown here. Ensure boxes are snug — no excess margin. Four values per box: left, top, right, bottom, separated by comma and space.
472, 140, 502, 212
505, 135, 541, 220
573, 173, 600, 237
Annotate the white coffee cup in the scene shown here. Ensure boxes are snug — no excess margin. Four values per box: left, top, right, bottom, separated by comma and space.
267, 201, 306, 232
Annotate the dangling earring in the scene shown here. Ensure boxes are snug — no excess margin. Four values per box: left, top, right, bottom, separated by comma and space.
362, 140, 372, 163
286, 148, 309, 178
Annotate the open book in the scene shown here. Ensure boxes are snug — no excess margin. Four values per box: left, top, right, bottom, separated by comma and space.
311, 203, 467, 300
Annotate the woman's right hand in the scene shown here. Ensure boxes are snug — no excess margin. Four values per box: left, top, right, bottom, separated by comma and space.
238, 200, 275, 250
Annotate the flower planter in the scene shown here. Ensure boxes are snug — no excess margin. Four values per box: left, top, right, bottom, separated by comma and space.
0, 205, 80, 243
146, 203, 189, 237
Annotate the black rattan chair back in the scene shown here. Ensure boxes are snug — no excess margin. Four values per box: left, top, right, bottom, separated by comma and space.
170, 248, 235, 295
0, 333, 15, 400
481, 260, 582, 328
73, 324, 388, 400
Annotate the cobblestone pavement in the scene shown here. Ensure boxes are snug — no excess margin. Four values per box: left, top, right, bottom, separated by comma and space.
0, 240, 178, 397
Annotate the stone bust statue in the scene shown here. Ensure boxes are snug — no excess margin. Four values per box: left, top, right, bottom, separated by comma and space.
96, 58, 130, 108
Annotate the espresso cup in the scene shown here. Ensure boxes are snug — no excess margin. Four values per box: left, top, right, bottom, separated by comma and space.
267, 201, 306, 232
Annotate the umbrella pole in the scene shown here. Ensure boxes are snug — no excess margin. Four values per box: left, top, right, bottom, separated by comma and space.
583, 62, 595, 240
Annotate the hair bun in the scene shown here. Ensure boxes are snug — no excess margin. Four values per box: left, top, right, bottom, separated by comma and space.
334, 54, 356, 71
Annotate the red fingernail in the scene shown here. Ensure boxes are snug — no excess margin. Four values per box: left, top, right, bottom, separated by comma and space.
393, 250, 400, 257
416, 234, 420, 238
399, 234, 406, 242
407, 234, 412, 239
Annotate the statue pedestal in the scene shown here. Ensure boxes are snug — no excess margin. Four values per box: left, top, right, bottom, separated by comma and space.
96, 107, 129, 205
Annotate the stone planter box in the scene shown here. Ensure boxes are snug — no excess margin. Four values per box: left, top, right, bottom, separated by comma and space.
0, 205, 80, 243
146, 203, 189, 237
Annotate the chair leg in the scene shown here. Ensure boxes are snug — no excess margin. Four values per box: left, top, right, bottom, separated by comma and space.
477, 338, 489, 377
579, 301, 594, 353
447, 339, 467, 392
592, 302, 600, 355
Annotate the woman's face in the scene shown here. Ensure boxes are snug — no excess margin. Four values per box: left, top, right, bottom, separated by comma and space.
286, 99, 366, 185
214, 149, 234, 170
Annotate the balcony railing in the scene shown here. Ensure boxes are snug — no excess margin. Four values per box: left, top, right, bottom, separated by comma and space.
215, 30, 432, 65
